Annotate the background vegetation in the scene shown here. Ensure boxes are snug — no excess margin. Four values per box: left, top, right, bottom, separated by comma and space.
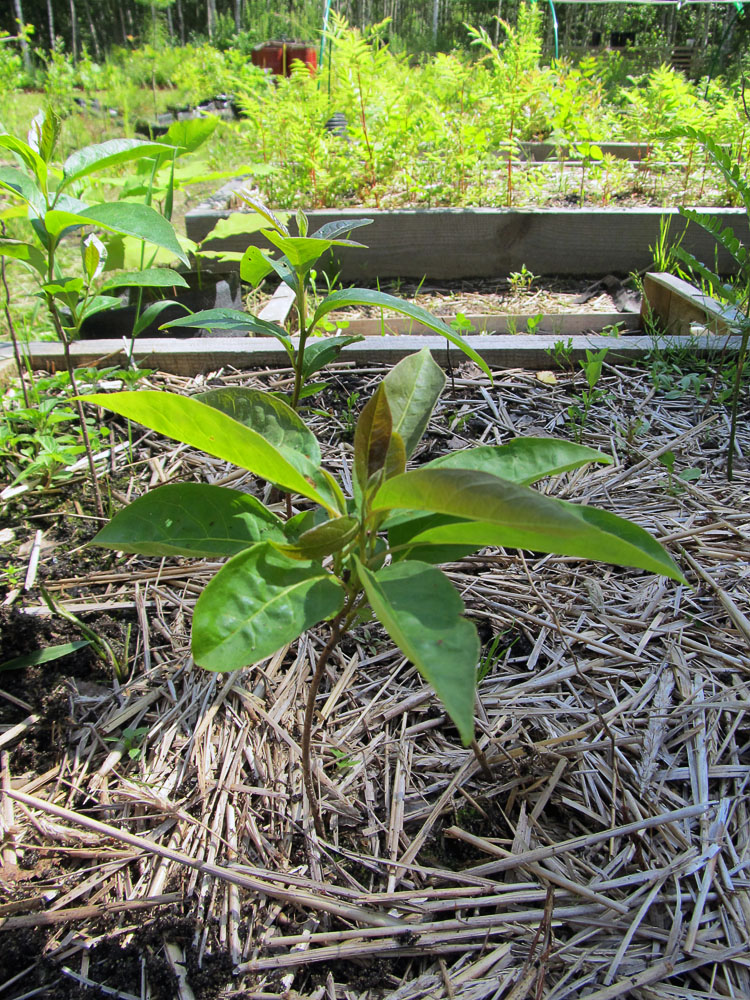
1, 0, 749, 75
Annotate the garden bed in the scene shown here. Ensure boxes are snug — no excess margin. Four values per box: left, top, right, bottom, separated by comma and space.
1, 272, 742, 381
1, 353, 748, 999
186, 189, 750, 279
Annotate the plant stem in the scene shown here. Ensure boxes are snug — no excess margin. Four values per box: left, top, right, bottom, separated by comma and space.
291, 281, 308, 410
0, 246, 31, 408
45, 293, 105, 518
301, 607, 349, 838
355, 66, 380, 209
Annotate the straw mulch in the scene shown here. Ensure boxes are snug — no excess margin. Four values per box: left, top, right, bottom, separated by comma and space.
1, 353, 749, 1000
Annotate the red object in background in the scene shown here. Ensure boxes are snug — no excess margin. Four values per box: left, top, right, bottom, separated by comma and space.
251, 42, 318, 76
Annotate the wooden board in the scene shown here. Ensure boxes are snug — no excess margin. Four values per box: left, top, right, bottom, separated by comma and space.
186, 201, 750, 280
517, 141, 650, 162
642, 272, 743, 336
14, 331, 744, 378
336, 313, 638, 336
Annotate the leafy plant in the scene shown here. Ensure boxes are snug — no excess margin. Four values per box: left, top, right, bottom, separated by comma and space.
508, 263, 536, 294
546, 336, 574, 371
658, 449, 701, 495
667, 124, 750, 479
0, 110, 189, 512
105, 726, 150, 760
567, 347, 609, 441
162, 194, 491, 409
0, 366, 140, 499
82, 347, 683, 833
0, 639, 91, 673
466, 3, 546, 206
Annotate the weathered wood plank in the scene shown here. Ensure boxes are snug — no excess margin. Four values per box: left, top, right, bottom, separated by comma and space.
257, 283, 296, 326
18, 331, 743, 377
341, 312, 638, 336
517, 141, 650, 162
185, 204, 749, 279
642, 272, 744, 336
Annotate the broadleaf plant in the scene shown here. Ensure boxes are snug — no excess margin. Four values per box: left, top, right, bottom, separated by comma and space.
161, 192, 492, 408
83, 348, 683, 834
0, 111, 189, 514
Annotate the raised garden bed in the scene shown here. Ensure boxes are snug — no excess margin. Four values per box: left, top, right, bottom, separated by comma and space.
186, 189, 750, 279
1, 272, 743, 380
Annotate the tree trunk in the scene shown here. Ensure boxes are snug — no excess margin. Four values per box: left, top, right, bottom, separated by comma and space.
82, 0, 101, 61
69, 0, 78, 63
46, 0, 55, 49
12, 0, 32, 72
432, 0, 439, 44
175, 0, 185, 45
207, 0, 217, 39
234, 0, 242, 32
118, 1, 127, 44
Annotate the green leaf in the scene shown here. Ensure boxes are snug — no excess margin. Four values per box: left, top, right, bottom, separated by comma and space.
0, 134, 48, 192
92, 483, 284, 557
301, 335, 365, 378
29, 109, 62, 164
387, 512, 477, 565
192, 542, 345, 671
197, 387, 321, 464
382, 348, 446, 460
133, 299, 187, 337
240, 245, 276, 286
263, 231, 366, 272
0, 166, 45, 212
311, 289, 491, 379
80, 391, 335, 510
308, 218, 373, 241
82, 203, 189, 266
101, 268, 190, 291
424, 439, 612, 484
43, 203, 189, 265
160, 308, 293, 350
0, 640, 91, 673
0, 238, 46, 276
202, 211, 268, 244
275, 515, 359, 559
356, 558, 478, 746
82, 233, 106, 281
235, 192, 290, 235
677, 209, 746, 273
354, 383, 404, 491
160, 116, 218, 154
62, 139, 176, 187
372, 468, 684, 580
80, 294, 123, 320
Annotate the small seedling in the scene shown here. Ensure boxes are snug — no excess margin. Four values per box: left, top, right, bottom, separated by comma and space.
330, 748, 359, 770
83, 348, 683, 834
658, 450, 702, 495
546, 337, 575, 371
105, 726, 150, 760
508, 264, 536, 294
526, 312, 544, 335
568, 348, 609, 441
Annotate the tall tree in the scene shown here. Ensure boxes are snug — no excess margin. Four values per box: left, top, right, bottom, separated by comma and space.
45, 0, 55, 49
69, 0, 78, 62
12, 0, 32, 72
